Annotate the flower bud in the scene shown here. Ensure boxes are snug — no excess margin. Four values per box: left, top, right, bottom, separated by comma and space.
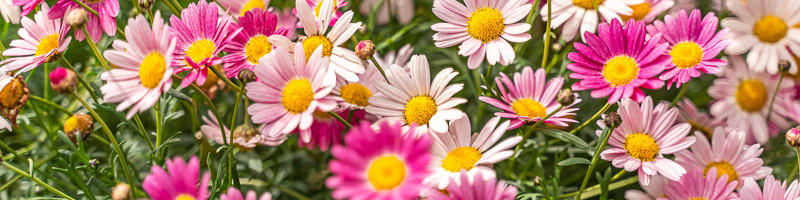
89, 159, 99, 170
557, 88, 575, 106
66, 8, 88, 29
50, 67, 77, 94
780, 60, 792, 72
64, 113, 93, 144
238, 68, 256, 84
112, 183, 131, 200
355, 40, 376, 60
138, 0, 154, 10
787, 127, 800, 147
604, 112, 621, 128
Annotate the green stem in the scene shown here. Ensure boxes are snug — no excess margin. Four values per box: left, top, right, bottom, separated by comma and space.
0, 140, 22, 162
1, 162, 75, 200
369, 57, 389, 81
569, 103, 611, 135
541, 0, 552, 69
134, 114, 155, 151
561, 176, 638, 199
154, 100, 164, 161
766, 73, 785, 122
69, 0, 98, 16
795, 147, 800, 176
278, 185, 310, 200
81, 28, 110, 71
161, 0, 181, 17
575, 125, 616, 200
28, 95, 71, 114
610, 170, 626, 182
59, 57, 100, 103
670, 81, 691, 106
228, 85, 245, 189
329, 111, 352, 129
208, 65, 242, 93
187, 83, 236, 188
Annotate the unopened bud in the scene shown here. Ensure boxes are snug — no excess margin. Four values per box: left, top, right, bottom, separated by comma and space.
787, 127, 800, 147
355, 40, 376, 60
604, 112, 621, 128
64, 113, 93, 144
50, 67, 77, 94
66, 9, 88, 29
238, 68, 256, 83
112, 183, 131, 200
138, 0, 154, 10
780, 60, 792, 72
557, 88, 575, 106
552, 43, 562, 51
89, 159, 99, 170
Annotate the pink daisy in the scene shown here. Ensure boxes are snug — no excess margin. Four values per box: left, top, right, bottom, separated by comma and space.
0, 3, 71, 75
424, 170, 518, 200
431, 0, 532, 69
170, 0, 241, 88
298, 109, 367, 151
598, 96, 695, 186
647, 9, 730, 89
326, 121, 432, 199
624, 174, 667, 200
293, 0, 347, 28
740, 176, 800, 200
11, 0, 41, 16
245, 43, 337, 145
143, 156, 211, 200
276, 8, 298, 40
101, 11, 175, 119
480, 67, 580, 130
221, 9, 289, 79
200, 111, 272, 149
675, 127, 772, 187
620, 0, 674, 24
217, 0, 270, 17
220, 187, 272, 200
660, 167, 738, 200
49, 0, 119, 41
568, 19, 670, 104
675, 98, 723, 138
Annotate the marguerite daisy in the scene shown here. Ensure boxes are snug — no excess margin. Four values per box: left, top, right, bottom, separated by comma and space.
0, 3, 71, 75
49, 0, 119, 41
544, 0, 642, 41
331, 64, 383, 109
200, 111, 268, 149
424, 170, 518, 200
660, 167, 738, 200
143, 156, 211, 200
675, 127, 772, 186
722, 0, 800, 74
675, 98, 723, 138
624, 174, 667, 200
221, 9, 289, 79
0, 0, 20, 24
740, 176, 800, 200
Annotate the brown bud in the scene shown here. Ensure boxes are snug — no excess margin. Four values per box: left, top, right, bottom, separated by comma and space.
787, 127, 800, 147
780, 60, 792, 72
355, 40, 376, 60
138, 0, 154, 10
557, 88, 575, 106
112, 183, 131, 200
64, 113, 93, 144
89, 159, 99, 170
604, 112, 621, 128
50, 67, 77, 94
237, 68, 256, 84
66, 9, 88, 29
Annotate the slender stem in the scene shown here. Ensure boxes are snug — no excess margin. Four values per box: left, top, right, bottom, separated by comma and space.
134, 114, 154, 151
208, 65, 242, 93
670, 81, 691, 106
766, 73, 785, 121
69, 0, 99, 16
484, 65, 494, 93
575, 125, 616, 200
161, 0, 181, 17
59, 57, 100, 102
188, 83, 235, 188
795, 147, 800, 176
228, 85, 245, 189
569, 103, 611, 135
370, 57, 389, 81
610, 170, 626, 182
560, 176, 638, 199
170, 0, 183, 9
278, 185, 310, 200
28, 95, 71, 114
541, 0, 552, 69
44, 63, 49, 99
0, 175, 23, 191
328, 111, 352, 129
154, 100, 164, 161
1, 162, 75, 200
0, 140, 22, 162
512, 0, 540, 53
81, 28, 110, 71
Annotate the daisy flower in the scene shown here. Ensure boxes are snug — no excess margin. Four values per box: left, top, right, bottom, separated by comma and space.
424, 170, 518, 200
425, 115, 521, 189
221, 9, 289, 79
740, 176, 800, 200
326, 121, 432, 199
246, 43, 337, 144
648, 9, 730, 89
200, 111, 271, 149
675, 98, 723, 138
143, 156, 211, 200
0, 74, 13, 132
11, 0, 41, 16
722, 0, 800, 74
217, 0, 270, 16
101, 12, 175, 119
331, 64, 383, 109
295, 0, 348, 27
269, 0, 363, 82
660, 167, 738, 200
220, 187, 272, 200
480, 67, 580, 130
598, 96, 695, 186
544, 0, 642, 42
276, 9, 298, 39
0, 0, 20, 24
568, 19, 670, 104
708, 56, 795, 144
675, 127, 772, 186
431, 0, 532, 69
619, 0, 673, 23
365, 55, 466, 134
170, 0, 241, 88
359, 0, 414, 25
624, 174, 667, 200
49, 0, 119, 41
0, 3, 71, 75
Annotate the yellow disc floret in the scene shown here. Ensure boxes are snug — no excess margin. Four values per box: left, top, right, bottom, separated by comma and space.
572, 0, 605, 9
602, 56, 640, 87
704, 161, 739, 182
174, 194, 196, 200
441, 147, 482, 172
404, 96, 438, 126
0, 77, 25, 108
670, 42, 704, 69
511, 99, 547, 119
35, 34, 60, 56
139, 52, 167, 89
185, 39, 216, 65
466, 7, 506, 43
302, 35, 334, 62
753, 15, 788, 43
240, 0, 265, 16
624, 133, 659, 162
281, 78, 315, 114
244, 35, 273, 64
367, 155, 407, 190
735, 79, 768, 112
340, 83, 372, 107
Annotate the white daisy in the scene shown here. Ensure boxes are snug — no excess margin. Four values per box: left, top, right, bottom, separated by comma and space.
722, 0, 800, 74
0, 0, 20, 24
544, 0, 642, 41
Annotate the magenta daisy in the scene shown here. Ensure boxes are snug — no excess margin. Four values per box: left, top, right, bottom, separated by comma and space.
170, 0, 241, 88
424, 170, 518, 200
740, 176, 800, 200
143, 156, 211, 200
0, 3, 71, 75
294, 0, 347, 27
11, 0, 41, 16
624, 174, 667, 200
220, 187, 272, 200
480, 67, 580, 130
101, 12, 175, 119
675, 127, 772, 186
660, 167, 738, 200
49, 0, 119, 41
245, 43, 336, 145
598, 97, 695, 186
647, 9, 730, 89
675, 98, 723, 138
568, 19, 670, 104
217, 0, 270, 17
431, 0, 532, 69
298, 109, 364, 151
326, 121, 432, 199
221, 9, 289, 79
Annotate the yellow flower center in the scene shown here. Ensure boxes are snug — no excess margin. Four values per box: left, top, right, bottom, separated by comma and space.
64, 114, 92, 134
35, 34, 60, 56
367, 155, 406, 190
621, 2, 651, 21
624, 133, 659, 162
0, 78, 25, 108
466, 7, 506, 43
602, 56, 639, 87
404, 96, 438, 126
302, 35, 334, 62
753, 15, 788, 43
185, 39, 216, 65
670, 42, 705, 69
174, 194, 196, 200
340, 83, 372, 107
240, 0, 265, 16
511, 99, 547, 119
244, 35, 273, 64
139, 52, 167, 89
572, 0, 605, 9
314, 0, 338, 17
281, 78, 315, 114
734, 79, 768, 113
441, 147, 482, 172
704, 161, 738, 183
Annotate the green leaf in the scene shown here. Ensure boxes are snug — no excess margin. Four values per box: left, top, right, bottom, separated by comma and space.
557, 158, 590, 166
537, 127, 590, 149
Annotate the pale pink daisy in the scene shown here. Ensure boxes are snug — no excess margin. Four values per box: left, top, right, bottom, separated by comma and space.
708, 55, 795, 144
660, 167, 738, 200
675, 127, 772, 186
221, 187, 272, 200
424, 170, 518, 200
359, 0, 414, 25
0, 3, 71, 75
675, 98, 723, 138
365, 55, 466, 134
143, 156, 211, 200
101, 12, 175, 119
200, 111, 271, 149
722, 0, 800, 74
0, 0, 20, 24
245, 43, 337, 145
480, 67, 580, 130
624, 174, 667, 200
620, 0, 674, 23
740, 176, 800, 200
598, 96, 695, 186
431, 0, 532, 69
331, 64, 383, 109
295, 0, 347, 27
49, 0, 119, 41
217, 0, 270, 16
544, 0, 642, 41
425, 115, 521, 189
221, 9, 289, 79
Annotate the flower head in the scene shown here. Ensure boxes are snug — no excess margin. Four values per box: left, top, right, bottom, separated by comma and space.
675, 127, 772, 187
424, 170, 518, 200
294, 0, 348, 27
0, 0, 20, 24
49, 67, 77, 94
0, 74, 14, 132
675, 98, 723, 139
661, 167, 738, 200
49, 0, 119, 41
0, 3, 71, 74
298, 109, 363, 151
0, 73, 28, 128
222, 8, 289, 79
64, 113, 93, 144
143, 156, 211, 200
722, 0, 800, 74
543, 0, 643, 41
331, 63, 383, 109
739, 176, 800, 200
220, 187, 272, 200
620, 0, 674, 23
